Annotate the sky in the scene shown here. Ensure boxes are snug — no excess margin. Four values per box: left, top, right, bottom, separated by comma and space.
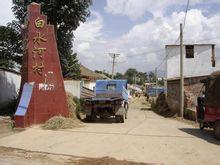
1, 0, 220, 74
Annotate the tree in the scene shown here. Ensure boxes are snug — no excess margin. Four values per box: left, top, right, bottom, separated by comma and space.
114, 72, 124, 79
0, 21, 22, 69
137, 72, 148, 85
124, 68, 138, 84
148, 71, 156, 82
12, 0, 92, 79
63, 53, 81, 79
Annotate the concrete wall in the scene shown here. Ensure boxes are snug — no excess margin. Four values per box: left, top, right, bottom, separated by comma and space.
166, 45, 220, 79
0, 69, 21, 107
64, 80, 81, 98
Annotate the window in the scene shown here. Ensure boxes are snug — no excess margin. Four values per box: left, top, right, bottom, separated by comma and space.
185, 45, 194, 58
106, 84, 116, 91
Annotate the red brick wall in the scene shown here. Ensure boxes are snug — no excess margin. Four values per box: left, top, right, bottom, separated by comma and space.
167, 76, 207, 114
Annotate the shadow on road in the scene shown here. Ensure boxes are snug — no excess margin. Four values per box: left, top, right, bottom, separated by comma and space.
82, 117, 120, 124
179, 128, 220, 145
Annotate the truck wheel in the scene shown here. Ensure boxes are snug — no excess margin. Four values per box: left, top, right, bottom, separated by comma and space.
85, 115, 91, 122
120, 114, 125, 123
214, 121, 220, 140
124, 103, 128, 119
90, 112, 97, 122
124, 102, 129, 110
199, 123, 205, 130
115, 115, 120, 123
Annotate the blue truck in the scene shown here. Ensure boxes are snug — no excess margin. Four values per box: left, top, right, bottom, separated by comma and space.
83, 80, 129, 123
146, 86, 165, 97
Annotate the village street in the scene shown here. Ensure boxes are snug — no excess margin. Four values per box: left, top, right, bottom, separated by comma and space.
0, 97, 219, 165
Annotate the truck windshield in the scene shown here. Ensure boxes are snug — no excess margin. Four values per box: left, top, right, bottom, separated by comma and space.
107, 84, 116, 91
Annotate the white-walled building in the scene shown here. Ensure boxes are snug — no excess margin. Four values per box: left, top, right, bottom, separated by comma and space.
0, 68, 21, 109
165, 44, 220, 117
166, 44, 219, 79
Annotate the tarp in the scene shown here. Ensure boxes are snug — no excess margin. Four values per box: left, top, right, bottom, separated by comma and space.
205, 76, 220, 107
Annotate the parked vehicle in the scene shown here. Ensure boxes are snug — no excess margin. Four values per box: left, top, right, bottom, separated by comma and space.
83, 80, 129, 123
197, 71, 220, 140
146, 86, 165, 97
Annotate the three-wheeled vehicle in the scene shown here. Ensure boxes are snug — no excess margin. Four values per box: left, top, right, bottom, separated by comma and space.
197, 71, 220, 140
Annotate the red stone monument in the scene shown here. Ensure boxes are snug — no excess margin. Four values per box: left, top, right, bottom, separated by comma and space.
15, 3, 69, 127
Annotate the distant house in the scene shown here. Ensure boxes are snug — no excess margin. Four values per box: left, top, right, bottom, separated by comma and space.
80, 65, 110, 90
165, 44, 220, 115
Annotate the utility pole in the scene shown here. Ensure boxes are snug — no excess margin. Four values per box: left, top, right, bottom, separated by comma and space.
109, 53, 120, 79
155, 68, 158, 98
180, 23, 184, 118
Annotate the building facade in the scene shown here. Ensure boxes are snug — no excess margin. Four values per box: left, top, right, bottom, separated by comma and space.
166, 44, 220, 116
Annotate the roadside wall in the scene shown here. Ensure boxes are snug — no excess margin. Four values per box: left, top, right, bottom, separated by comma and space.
0, 69, 21, 108
64, 80, 81, 98
167, 76, 205, 115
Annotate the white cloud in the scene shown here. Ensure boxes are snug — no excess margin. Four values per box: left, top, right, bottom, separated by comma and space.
75, 8, 220, 73
105, 0, 183, 19
77, 42, 91, 52
105, 0, 220, 20
0, 1, 15, 25
74, 11, 103, 42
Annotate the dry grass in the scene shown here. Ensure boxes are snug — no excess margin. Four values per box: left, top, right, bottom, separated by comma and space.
42, 93, 84, 130
42, 116, 83, 130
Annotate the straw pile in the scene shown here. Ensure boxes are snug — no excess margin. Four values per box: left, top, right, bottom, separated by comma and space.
42, 116, 83, 130
42, 93, 83, 130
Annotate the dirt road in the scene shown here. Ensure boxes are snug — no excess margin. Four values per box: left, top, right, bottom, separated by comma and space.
0, 97, 220, 164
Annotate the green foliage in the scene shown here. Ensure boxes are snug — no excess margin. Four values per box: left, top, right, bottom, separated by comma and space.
158, 78, 165, 86
114, 72, 124, 79
148, 71, 156, 82
12, 0, 92, 79
124, 68, 138, 84
0, 21, 22, 69
137, 72, 148, 85
63, 53, 81, 79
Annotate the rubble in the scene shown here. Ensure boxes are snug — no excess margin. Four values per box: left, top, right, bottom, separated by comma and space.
151, 93, 176, 117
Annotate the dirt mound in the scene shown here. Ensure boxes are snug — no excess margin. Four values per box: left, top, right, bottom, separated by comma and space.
151, 93, 176, 117
42, 116, 83, 130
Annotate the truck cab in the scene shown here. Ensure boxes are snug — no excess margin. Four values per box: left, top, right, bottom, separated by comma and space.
83, 80, 129, 123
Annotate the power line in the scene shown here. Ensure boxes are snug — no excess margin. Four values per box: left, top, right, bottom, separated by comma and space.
183, 0, 190, 30
192, 36, 220, 43
157, 0, 190, 70
126, 48, 164, 58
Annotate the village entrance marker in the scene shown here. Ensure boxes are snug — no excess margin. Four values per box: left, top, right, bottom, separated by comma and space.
15, 3, 68, 127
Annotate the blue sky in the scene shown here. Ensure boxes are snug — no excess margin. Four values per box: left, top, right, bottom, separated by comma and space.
73, 0, 220, 74
88, 0, 153, 38
1, 0, 220, 74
